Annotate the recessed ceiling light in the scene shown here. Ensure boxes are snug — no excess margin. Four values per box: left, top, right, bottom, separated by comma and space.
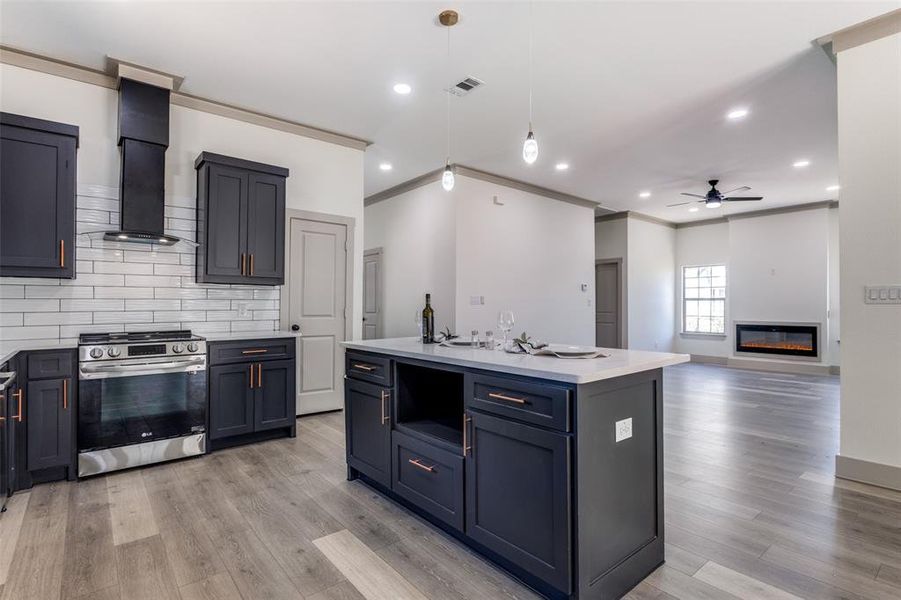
379, 162, 393, 171
793, 159, 811, 168
393, 83, 412, 95
727, 108, 749, 120
555, 163, 569, 171
826, 184, 840, 192
689, 207, 700, 213
638, 191, 651, 198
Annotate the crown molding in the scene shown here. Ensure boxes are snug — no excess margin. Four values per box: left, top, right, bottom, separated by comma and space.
0, 44, 371, 151
594, 211, 675, 229
675, 200, 838, 229
107, 56, 184, 91
365, 164, 608, 211
817, 8, 901, 54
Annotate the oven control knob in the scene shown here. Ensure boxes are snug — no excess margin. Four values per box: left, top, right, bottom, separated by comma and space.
107, 347, 121, 358
172, 343, 185, 354
89, 347, 103, 359
187, 342, 199, 353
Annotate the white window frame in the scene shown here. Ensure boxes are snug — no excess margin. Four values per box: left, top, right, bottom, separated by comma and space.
682, 264, 727, 335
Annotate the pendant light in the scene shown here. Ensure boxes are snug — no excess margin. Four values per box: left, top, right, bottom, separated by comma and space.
522, 1, 538, 164
439, 10, 458, 191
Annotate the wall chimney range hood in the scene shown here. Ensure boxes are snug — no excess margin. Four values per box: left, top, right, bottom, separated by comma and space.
104, 63, 182, 245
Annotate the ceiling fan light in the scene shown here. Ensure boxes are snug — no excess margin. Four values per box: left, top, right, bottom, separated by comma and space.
441, 163, 455, 191
522, 130, 538, 164
706, 200, 722, 209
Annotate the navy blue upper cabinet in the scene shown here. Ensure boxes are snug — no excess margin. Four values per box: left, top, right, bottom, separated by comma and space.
195, 152, 287, 285
0, 113, 78, 279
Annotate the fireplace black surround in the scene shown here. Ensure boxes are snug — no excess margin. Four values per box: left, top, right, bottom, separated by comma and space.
735, 323, 819, 358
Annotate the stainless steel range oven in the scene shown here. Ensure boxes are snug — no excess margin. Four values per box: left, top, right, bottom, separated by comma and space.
78, 330, 207, 477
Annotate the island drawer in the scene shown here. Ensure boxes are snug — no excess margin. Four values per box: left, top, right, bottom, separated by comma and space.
465, 373, 571, 432
345, 352, 393, 386
208, 338, 295, 365
392, 430, 464, 531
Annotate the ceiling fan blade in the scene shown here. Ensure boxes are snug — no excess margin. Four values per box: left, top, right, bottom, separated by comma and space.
680, 193, 707, 199
666, 201, 693, 207
723, 196, 763, 201
721, 185, 751, 195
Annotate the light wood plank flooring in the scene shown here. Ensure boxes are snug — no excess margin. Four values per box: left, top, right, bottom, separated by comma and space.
1, 363, 900, 600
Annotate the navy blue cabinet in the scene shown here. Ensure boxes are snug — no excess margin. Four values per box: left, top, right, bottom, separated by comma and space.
255, 359, 295, 432
26, 378, 72, 472
0, 113, 78, 279
209, 363, 255, 440
345, 378, 391, 487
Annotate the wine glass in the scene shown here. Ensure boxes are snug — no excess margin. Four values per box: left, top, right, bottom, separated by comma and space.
414, 309, 423, 341
497, 310, 515, 348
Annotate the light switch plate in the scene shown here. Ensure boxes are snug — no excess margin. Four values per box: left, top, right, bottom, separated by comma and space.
469, 295, 485, 306
615, 418, 633, 443
864, 285, 901, 304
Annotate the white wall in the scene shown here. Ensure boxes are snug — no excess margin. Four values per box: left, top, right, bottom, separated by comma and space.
0, 64, 365, 342
836, 31, 901, 473
626, 218, 675, 352
672, 207, 838, 366
366, 175, 596, 345
363, 182, 456, 338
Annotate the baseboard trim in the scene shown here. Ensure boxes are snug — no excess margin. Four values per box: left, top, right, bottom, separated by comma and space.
689, 354, 836, 376
835, 454, 901, 492
829, 365, 841, 375
690, 354, 728, 365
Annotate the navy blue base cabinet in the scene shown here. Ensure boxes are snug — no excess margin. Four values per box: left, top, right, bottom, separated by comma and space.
345, 350, 665, 600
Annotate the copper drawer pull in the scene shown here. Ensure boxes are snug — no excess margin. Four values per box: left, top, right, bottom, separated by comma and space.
250, 254, 254, 276
380, 390, 390, 425
59, 239, 65, 268
408, 458, 436, 473
0, 393, 4, 421
257, 364, 262, 388
463, 413, 472, 456
249, 364, 254, 389
353, 364, 375, 372
488, 392, 527, 404
63, 378, 68, 409
241, 253, 246, 275
13, 389, 23, 422
242, 349, 268, 355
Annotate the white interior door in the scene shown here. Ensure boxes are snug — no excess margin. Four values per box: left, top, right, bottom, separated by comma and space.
362, 248, 382, 339
286, 216, 347, 415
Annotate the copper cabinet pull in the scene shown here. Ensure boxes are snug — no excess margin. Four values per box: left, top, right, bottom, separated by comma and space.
241, 253, 246, 275
380, 390, 390, 425
463, 413, 472, 456
0, 393, 4, 421
59, 239, 65, 268
63, 378, 68, 409
12, 389, 23, 422
249, 364, 254, 389
242, 349, 268, 355
353, 364, 375, 372
250, 254, 254, 276
257, 364, 262, 388
488, 392, 527, 405
408, 458, 436, 473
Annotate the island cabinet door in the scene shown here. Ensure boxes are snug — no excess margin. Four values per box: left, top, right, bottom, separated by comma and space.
345, 378, 391, 487
209, 364, 255, 439
465, 411, 572, 594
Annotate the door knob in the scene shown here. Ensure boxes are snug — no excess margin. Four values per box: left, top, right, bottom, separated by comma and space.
291, 324, 300, 332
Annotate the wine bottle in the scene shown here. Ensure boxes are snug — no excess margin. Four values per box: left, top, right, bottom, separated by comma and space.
421, 293, 435, 344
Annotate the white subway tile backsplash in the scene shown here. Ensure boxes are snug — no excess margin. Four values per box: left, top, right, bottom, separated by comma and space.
94, 287, 155, 299
61, 299, 124, 312
1, 299, 60, 312
94, 261, 153, 275
25, 312, 93, 326
1, 186, 278, 342
125, 299, 181, 312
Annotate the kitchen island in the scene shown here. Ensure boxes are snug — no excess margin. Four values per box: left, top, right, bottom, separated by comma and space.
341, 338, 688, 600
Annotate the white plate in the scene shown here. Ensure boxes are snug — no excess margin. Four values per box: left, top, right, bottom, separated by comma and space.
545, 344, 600, 356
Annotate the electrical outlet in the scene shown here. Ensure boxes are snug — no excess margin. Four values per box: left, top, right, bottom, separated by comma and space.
615, 418, 633, 443
237, 302, 250, 318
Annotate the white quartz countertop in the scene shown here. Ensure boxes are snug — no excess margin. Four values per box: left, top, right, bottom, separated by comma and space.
341, 337, 689, 384
202, 330, 299, 342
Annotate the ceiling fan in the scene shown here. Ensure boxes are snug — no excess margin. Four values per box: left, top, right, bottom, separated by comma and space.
667, 179, 763, 209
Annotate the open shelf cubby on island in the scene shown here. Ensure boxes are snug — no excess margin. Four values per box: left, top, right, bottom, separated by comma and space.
342, 337, 689, 600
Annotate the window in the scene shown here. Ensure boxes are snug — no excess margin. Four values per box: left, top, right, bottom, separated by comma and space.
683, 265, 726, 334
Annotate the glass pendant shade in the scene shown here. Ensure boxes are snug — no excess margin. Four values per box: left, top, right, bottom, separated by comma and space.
442, 164, 455, 191
522, 130, 538, 164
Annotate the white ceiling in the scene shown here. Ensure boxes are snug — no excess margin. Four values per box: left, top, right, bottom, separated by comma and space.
2, 1, 897, 222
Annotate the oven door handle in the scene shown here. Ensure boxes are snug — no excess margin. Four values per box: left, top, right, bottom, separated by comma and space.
79, 357, 206, 379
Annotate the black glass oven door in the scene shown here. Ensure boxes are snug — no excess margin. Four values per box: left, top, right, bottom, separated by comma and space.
78, 360, 206, 451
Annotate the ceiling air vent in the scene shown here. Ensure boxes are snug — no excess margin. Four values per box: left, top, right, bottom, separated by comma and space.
446, 76, 484, 97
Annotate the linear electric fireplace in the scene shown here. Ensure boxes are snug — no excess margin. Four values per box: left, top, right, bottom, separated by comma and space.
735, 323, 819, 359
